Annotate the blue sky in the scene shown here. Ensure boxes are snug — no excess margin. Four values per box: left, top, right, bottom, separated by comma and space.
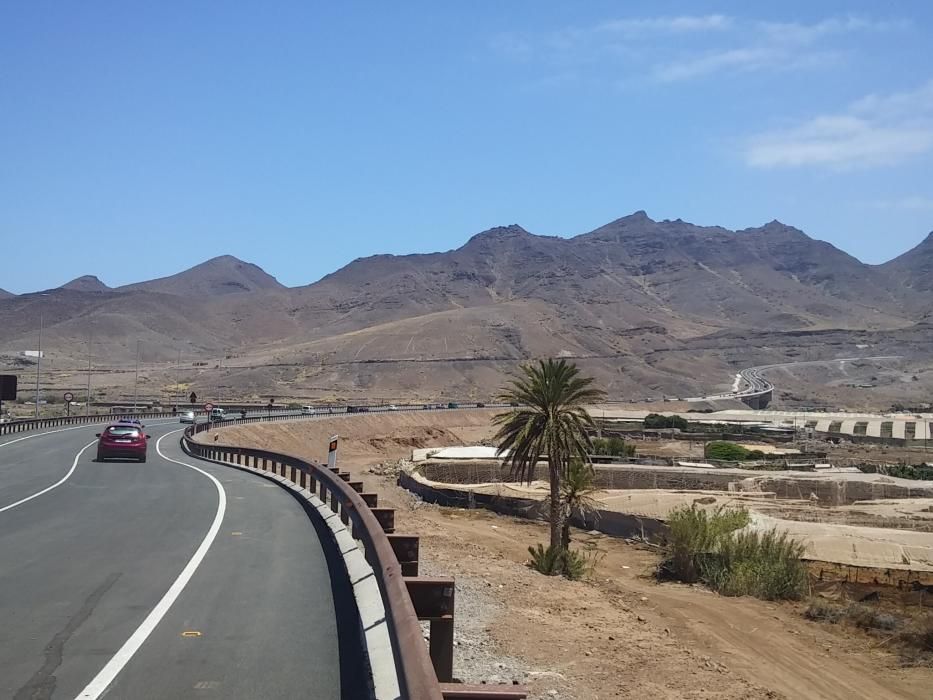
2, 1, 932, 293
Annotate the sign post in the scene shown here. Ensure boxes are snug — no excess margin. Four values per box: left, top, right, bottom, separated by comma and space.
327, 435, 338, 471
204, 402, 214, 421
63, 391, 74, 417
0, 375, 16, 420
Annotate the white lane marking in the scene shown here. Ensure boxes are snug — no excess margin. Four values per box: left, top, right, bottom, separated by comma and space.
0, 420, 177, 450
76, 430, 227, 699
0, 440, 97, 513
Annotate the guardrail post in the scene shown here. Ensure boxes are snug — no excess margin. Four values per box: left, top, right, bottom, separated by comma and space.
388, 534, 419, 576
405, 577, 455, 683
361, 493, 378, 508
371, 508, 395, 533
348, 480, 364, 493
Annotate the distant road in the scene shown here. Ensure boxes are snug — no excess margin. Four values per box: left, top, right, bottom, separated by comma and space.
0, 418, 345, 699
686, 356, 903, 403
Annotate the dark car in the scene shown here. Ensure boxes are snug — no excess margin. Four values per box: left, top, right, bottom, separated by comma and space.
96, 424, 150, 462
117, 418, 145, 428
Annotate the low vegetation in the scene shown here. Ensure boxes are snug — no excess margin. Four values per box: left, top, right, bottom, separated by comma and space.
590, 436, 636, 457
878, 464, 933, 481
527, 543, 590, 580
704, 440, 767, 461
805, 599, 933, 665
643, 413, 689, 430
661, 505, 808, 601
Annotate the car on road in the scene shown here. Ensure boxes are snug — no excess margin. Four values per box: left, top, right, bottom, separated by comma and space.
301, 405, 316, 415
96, 423, 150, 462
117, 417, 144, 427
209, 407, 226, 421
179, 410, 195, 423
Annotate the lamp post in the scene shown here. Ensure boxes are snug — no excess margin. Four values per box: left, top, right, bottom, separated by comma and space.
85, 330, 92, 417
34, 312, 43, 417
133, 340, 140, 413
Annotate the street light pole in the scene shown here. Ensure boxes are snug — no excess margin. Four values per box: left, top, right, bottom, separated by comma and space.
86, 330, 93, 417
133, 340, 140, 413
35, 313, 43, 418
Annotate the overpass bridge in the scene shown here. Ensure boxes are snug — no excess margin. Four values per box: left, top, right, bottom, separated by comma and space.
0, 407, 526, 699
686, 356, 903, 410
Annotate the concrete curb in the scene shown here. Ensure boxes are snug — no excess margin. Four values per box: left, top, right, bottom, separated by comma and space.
181, 445, 402, 700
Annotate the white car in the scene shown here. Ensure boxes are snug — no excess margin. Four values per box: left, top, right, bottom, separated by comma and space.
179, 411, 195, 424
301, 406, 316, 415
209, 407, 226, 421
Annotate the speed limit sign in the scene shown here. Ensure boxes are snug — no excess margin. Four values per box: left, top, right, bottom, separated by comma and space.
204, 402, 214, 412
63, 392, 74, 402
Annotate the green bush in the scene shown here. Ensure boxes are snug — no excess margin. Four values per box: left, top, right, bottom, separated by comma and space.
703, 530, 808, 600
705, 441, 750, 461
591, 436, 636, 457
882, 464, 933, 481
662, 505, 807, 601
665, 505, 750, 583
644, 413, 689, 430
528, 543, 562, 576
528, 543, 594, 580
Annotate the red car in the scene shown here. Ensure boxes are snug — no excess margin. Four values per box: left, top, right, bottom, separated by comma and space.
96, 423, 151, 462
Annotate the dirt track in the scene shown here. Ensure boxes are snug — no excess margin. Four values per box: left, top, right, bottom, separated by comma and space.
203, 412, 933, 699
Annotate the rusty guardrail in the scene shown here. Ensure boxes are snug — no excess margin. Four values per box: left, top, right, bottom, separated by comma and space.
182, 417, 526, 700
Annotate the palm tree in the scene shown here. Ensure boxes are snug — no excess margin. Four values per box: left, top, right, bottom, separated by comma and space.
554, 459, 601, 550
493, 358, 605, 552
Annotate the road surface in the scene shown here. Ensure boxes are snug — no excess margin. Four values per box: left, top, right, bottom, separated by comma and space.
0, 418, 352, 699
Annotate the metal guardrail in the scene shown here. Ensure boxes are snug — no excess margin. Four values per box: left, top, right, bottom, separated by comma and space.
181, 410, 526, 700
0, 410, 178, 436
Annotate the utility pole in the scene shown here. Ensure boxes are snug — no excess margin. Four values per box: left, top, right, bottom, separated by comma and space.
86, 330, 92, 416
176, 347, 182, 409
34, 313, 43, 418
133, 340, 140, 413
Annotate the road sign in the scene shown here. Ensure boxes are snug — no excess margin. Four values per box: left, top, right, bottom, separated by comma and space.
204, 402, 214, 412
189, 391, 197, 404
0, 375, 17, 401
63, 392, 74, 402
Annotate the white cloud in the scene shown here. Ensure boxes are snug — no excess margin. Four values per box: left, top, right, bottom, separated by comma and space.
867, 195, 933, 210
745, 81, 933, 169
491, 14, 908, 84
757, 16, 909, 44
595, 15, 733, 35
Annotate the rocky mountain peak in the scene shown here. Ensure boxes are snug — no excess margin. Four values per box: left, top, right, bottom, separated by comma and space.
61, 275, 110, 292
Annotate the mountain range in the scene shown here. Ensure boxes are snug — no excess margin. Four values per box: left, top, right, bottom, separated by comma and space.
1, 212, 930, 401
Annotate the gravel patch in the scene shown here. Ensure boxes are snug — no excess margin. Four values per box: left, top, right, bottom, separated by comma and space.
417, 560, 540, 693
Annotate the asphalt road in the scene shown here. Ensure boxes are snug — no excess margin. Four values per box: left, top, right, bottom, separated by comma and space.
0, 418, 345, 699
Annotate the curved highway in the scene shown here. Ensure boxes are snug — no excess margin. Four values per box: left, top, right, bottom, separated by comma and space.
0, 418, 351, 699
686, 356, 903, 405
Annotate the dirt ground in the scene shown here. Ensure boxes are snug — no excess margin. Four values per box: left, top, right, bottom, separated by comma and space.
203, 413, 933, 700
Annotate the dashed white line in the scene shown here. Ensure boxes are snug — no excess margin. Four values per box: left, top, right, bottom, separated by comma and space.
75, 429, 227, 699
0, 440, 97, 514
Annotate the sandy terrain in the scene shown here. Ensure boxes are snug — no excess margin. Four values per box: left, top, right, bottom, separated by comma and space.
199, 412, 933, 699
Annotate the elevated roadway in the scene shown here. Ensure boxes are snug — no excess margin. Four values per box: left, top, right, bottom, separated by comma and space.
0, 418, 357, 699
686, 356, 903, 409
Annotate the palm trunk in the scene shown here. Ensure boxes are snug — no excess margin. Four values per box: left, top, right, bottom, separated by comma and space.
548, 455, 563, 552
